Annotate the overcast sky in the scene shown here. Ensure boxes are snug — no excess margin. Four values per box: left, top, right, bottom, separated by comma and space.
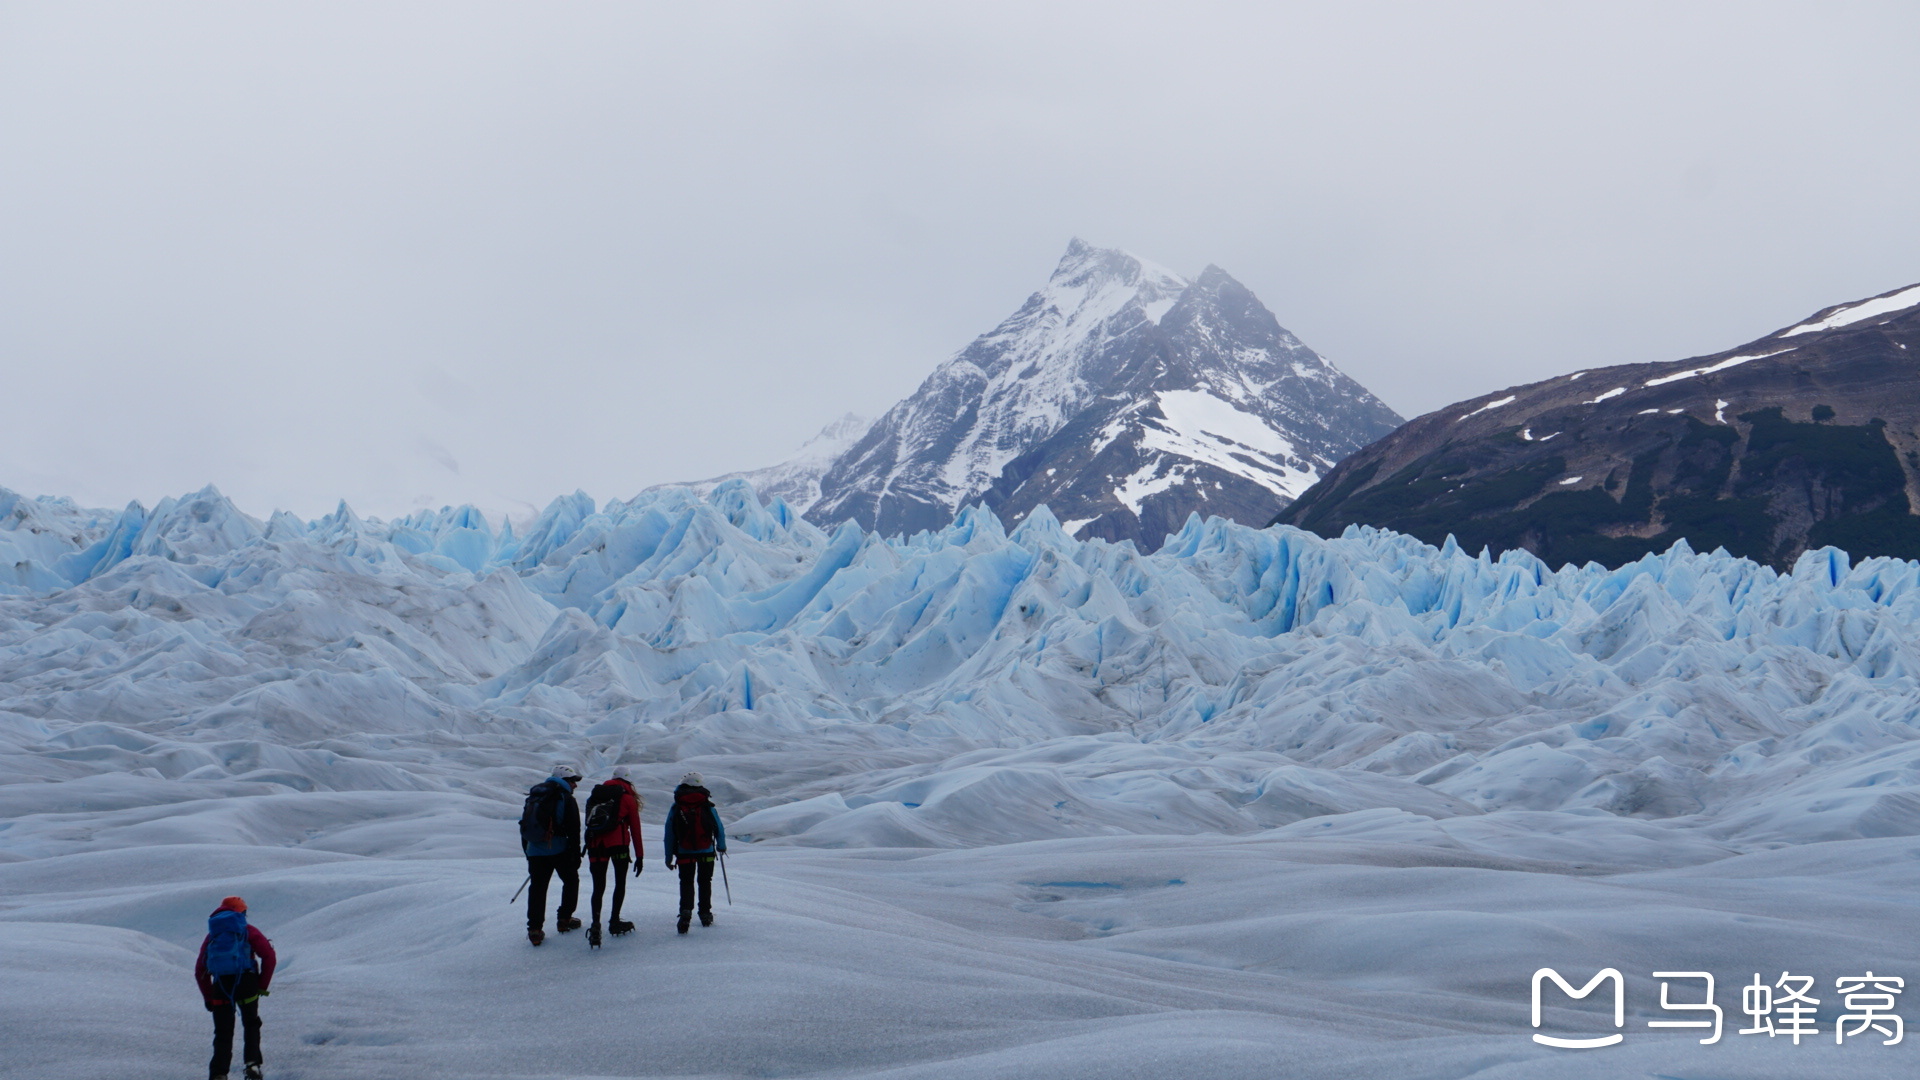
3, 2, 1917, 520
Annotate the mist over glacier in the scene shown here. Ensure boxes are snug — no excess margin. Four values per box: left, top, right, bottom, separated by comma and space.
3, 480, 1918, 1078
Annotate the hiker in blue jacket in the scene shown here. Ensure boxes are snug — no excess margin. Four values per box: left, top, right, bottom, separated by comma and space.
663, 771, 726, 934
194, 895, 275, 1080
519, 764, 583, 945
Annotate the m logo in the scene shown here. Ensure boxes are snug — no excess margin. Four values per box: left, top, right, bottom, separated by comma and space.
1532, 967, 1625, 1048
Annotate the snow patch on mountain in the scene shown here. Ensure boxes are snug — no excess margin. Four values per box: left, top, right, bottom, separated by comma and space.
1113, 464, 1182, 515
1155, 390, 1293, 456
1782, 281, 1920, 336
1139, 297, 1177, 324
655, 413, 871, 515
1643, 348, 1791, 387
1141, 390, 1318, 499
1457, 394, 1516, 420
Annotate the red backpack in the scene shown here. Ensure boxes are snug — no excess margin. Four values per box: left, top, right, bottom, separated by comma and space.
674, 789, 714, 850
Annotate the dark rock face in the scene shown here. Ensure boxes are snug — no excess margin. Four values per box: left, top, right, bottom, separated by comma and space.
806, 240, 1403, 548
1277, 283, 1920, 570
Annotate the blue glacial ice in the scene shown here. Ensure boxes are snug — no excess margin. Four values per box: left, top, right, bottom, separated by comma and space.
4, 478, 1920, 851
6, 480, 1920, 1079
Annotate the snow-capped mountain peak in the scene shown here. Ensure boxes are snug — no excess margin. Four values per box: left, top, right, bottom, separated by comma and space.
1031, 236, 1189, 331
686, 241, 1401, 546
798, 241, 1402, 544
905, 243, 1195, 508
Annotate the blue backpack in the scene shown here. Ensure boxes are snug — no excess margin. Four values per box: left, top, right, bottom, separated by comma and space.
205, 910, 255, 982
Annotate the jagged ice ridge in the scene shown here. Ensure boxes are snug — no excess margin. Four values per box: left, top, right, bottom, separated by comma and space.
5, 480, 1920, 851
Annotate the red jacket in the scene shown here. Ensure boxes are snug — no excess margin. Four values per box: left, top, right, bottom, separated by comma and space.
195, 925, 276, 1005
586, 777, 645, 860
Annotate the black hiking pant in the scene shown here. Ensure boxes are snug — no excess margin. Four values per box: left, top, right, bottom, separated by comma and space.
588, 853, 630, 924
208, 974, 262, 1078
676, 855, 714, 917
526, 853, 579, 930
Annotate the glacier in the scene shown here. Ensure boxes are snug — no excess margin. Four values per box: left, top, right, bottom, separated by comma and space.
3, 480, 1919, 1078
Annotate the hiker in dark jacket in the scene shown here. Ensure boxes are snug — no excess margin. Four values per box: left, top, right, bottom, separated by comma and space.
194, 895, 276, 1080
521, 764, 583, 945
663, 770, 726, 934
583, 765, 646, 945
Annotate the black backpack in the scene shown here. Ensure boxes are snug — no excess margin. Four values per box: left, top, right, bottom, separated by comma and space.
518, 780, 567, 852
582, 782, 623, 843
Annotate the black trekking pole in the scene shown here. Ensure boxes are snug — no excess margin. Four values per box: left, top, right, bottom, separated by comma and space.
510, 874, 530, 904
718, 852, 732, 905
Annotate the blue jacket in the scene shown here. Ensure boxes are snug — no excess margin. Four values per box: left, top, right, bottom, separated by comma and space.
663, 784, 726, 857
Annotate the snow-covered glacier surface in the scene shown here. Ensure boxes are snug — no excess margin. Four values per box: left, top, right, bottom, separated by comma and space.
3, 481, 1918, 1078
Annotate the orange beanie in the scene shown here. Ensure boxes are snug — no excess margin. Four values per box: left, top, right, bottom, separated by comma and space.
217, 896, 247, 914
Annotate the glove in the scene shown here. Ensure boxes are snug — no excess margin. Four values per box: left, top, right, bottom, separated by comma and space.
204, 999, 219, 1012
665, 857, 676, 870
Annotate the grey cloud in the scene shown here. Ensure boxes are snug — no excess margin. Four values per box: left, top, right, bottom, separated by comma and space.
2, 2, 1916, 519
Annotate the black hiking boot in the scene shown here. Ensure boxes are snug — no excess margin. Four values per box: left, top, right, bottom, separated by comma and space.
676, 914, 690, 934
700, 911, 714, 927
245, 1065, 263, 1080
587, 922, 602, 948
528, 927, 545, 946
608, 918, 634, 936
556, 916, 582, 933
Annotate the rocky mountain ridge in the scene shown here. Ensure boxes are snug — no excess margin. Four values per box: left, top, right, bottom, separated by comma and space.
1278, 282, 1920, 569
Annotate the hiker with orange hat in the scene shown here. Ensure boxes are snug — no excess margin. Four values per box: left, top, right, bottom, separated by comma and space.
194, 896, 276, 1080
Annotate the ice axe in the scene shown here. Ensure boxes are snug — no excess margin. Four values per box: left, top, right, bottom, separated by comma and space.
510, 874, 530, 904
719, 852, 732, 906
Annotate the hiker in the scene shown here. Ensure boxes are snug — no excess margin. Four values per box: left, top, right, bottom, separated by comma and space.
663, 770, 726, 934
194, 895, 276, 1080
520, 764, 583, 945
582, 765, 645, 947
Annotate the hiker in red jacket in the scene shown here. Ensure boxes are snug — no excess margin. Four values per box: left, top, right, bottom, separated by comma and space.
194, 895, 276, 1080
583, 765, 646, 947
